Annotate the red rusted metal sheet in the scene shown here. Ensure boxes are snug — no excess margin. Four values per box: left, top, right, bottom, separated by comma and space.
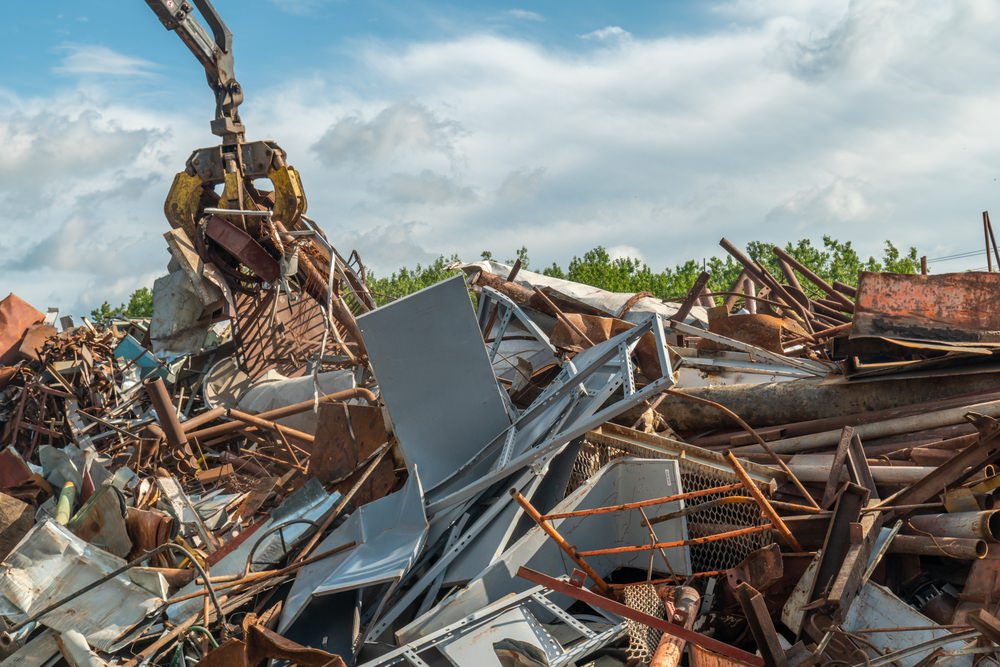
204, 215, 280, 283
232, 291, 326, 380
853, 271, 1000, 344
0, 293, 44, 365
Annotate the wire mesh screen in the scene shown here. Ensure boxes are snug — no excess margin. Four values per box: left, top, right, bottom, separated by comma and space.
568, 437, 772, 572
621, 583, 665, 664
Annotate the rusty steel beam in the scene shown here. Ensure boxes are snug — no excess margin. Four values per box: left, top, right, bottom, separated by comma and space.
516, 566, 765, 667
734, 582, 787, 667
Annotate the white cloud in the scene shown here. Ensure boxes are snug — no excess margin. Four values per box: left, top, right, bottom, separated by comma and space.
312, 100, 464, 168
54, 44, 158, 77
580, 26, 633, 43
371, 170, 477, 205
505, 9, 544, 22
609, 245, 645, 263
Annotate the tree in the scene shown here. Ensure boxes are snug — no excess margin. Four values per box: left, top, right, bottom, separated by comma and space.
89, 287, 154, 322
368, 255, 462, 305
124, 288, 154, 318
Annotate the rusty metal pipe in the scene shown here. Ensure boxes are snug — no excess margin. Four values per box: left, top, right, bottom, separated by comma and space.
509, 488, 610, 593
890, 535, 988, 560
181, 406, 226, 433
145, 378, 188, 449
908, 511, 1000, 542
226, 408, 315, 444
725, 451, 803, 551
737, 398, 1000, 455
787, 464, 934, 484
651, 586, 702, 667
772, 246, 855, 312
576, 524, 773, 557
541, 482, 747, 521
185, 387, 376, 441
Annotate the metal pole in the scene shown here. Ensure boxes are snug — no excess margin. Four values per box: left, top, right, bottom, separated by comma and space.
509, 489, 610, 594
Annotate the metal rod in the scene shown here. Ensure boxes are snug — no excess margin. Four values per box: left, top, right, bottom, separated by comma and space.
510, 489, 610, 593
577, 524, 773, 557
541, 482, 747, 521
185, 387, 376, 441
227, 408, 315, 444
725, 451, 804, 550
203, 207, 273, 218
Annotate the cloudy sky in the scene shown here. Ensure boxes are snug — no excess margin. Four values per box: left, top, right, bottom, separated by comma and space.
1, 0, 998, 314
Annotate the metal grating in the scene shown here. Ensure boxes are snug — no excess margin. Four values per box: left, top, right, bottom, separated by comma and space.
621, 583, 665, 664
568, 439, 771, 572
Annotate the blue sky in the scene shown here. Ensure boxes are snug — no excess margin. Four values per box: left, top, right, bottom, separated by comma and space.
1, 1, 998, 313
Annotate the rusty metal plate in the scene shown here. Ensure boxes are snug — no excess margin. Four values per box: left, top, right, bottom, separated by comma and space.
0, 293, 44, 365
231, 291, 326, 380
204, 215, 280, 283
853, 271, 1000, 344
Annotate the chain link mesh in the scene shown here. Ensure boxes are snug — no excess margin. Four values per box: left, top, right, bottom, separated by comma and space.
568, 437, 772, 572
621, 583, 665, 664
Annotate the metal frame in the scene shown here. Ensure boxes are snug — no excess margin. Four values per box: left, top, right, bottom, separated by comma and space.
358, 582, 626, 667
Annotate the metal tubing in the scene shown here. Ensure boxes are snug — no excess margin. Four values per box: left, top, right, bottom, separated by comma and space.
145, 378, 188, 449
725, 451, 803, 551
185, 387, 376, 441
890, 534, 988, 560
181, 406, 226, 433
576, 524, 773, 557
650, 586, 701, 667
908, 511, 1000, 542
509, 489, 610, 593
541, 482, 746, 521
788, 464, 934, 484
54, 481, 76, 525
227, 408, 316, 443
772, 246, 855, 312
737, 398, 1000, 455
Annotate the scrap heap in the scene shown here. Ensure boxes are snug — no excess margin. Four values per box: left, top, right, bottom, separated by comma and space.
3, 229, 1000, 666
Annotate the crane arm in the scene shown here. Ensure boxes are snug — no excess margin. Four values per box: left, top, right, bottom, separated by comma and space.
144, 0, 244, 142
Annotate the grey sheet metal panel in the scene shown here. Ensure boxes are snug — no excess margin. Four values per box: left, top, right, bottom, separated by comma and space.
357, 275, 511, 492
168, 478, 341, 621
397, 458, 689, 643
843, 582, 972, 667
279, 473, 428, 634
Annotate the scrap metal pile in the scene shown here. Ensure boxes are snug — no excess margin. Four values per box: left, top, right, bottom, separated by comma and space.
3, 226, 1000, 667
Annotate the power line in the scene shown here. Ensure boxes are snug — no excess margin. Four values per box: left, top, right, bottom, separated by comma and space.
926, 249, 990, 263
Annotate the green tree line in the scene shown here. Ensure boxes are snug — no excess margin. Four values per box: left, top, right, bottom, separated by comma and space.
368, 237, 919, 306
96, 237, 920, 318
